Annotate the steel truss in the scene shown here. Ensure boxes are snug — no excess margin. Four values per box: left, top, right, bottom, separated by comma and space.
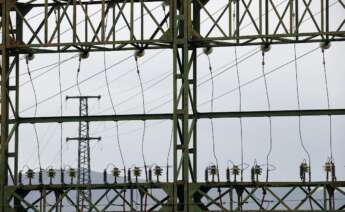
6, 181, 345, 211
1, 0, 345, 211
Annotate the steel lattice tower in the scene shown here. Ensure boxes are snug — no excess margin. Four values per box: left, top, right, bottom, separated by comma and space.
66, 95, 101, 210
1, 0, 345, 211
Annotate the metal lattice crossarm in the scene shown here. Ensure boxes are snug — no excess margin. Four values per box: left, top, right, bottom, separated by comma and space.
0, 0, 344, 53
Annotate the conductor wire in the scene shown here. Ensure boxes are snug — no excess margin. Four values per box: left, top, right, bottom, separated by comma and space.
293, 44, 312, 180
25, 56, 42, 169
135, 56, 148, 182
207, 55, 220, 177
103, 19, 126, 171
321, 49, 334, 161
206, 54, 223, 207
261, 51, 273, 182
54, 8, 64, 170
233, 2, 245, 182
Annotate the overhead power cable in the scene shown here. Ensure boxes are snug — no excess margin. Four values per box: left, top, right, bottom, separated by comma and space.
232, 2, 245, 182
293, 44, 312, 180
206, 54, 220, 177
25, 56, 42, 169
103, 21, 126, 171
134, 55, 148, 183
321, 48, 334, 161
261, 50, 273, 183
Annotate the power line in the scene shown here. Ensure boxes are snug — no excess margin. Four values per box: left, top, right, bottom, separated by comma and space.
25, 55, 42, 169
321, 48, 334, 161
134, 55, 148, 183
293, 44, 311, 180
104, 49, 126, 171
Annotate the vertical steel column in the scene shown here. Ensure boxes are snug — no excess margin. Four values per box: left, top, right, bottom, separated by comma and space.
172, 0, 197, 211
0, 0, 10, 209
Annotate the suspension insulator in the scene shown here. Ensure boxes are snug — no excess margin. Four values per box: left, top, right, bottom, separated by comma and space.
205, 168, 209, 183
48, 169, 56, 184
251, 164, 262, 182
133, 167, 142, 177
148, 168, 152, 182
324, 160, 336, 182
26, 53, 35, 61
79, 51, 89, 59
260, 43, 271, 53
103, 169, 108, 184
134, 49, 145, 58
320, 41, 331, 50
69, 168, 76, 184
18, 171, 23, 185
60, 169, 65, 184
299, 162, 309, 182
154, 166, 163, 177
226, 167, 230, 182
39, 169, 43, 184
112, 167, 120, 183
26, 169, 35, 185
231, 165, 240, 176
203, 47, 213, 55
127, 169, 132, 183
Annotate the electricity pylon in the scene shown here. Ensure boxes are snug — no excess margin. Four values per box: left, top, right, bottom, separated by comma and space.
66, 95, 101, 210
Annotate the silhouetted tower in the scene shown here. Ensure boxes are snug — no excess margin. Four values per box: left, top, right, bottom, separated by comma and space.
66, 95, 101, 211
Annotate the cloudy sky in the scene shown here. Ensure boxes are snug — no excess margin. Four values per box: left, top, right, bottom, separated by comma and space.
12, 0, 345, 182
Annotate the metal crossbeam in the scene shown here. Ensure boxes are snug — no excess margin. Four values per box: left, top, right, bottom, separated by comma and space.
12, 109, 345, 123
6, 181, 345, 211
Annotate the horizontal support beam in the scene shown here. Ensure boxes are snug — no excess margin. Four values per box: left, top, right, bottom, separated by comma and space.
12, 109, 345, 124
6, 181, 345, 190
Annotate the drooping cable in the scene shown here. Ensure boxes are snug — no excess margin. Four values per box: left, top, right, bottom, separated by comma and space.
206, 55, 220, 177
134, 55, 148, 183
58, 52, 64, 169
232, 1, 245, 182
206, 54, 223, 207
294, 45, 313, 210
321, 49, 334, 161
258, 49, 272, 208
54, 8, 64, 170
103, 43, 126, 172
293, 44, 312, 180
25, 56, 42, 169
234, 47, 245, 181
261, 50, 273, 183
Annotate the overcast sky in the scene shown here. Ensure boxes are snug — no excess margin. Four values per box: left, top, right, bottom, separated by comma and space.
11, 0, 345, 182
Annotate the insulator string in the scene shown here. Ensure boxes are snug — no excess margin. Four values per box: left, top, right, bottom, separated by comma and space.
76, 57, 82, 96
25, 57, 42, 169
321, 49, 334, 161
293, 44, 312, 180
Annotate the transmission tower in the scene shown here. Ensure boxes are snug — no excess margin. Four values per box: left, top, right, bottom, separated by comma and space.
66, 95, 101, 210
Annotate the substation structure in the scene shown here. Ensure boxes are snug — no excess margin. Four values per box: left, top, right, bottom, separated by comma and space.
1, 0, 345, 211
